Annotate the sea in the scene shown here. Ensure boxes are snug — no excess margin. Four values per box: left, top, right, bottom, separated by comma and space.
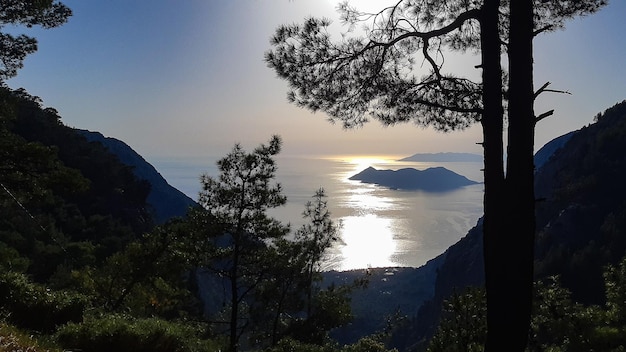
149, 155, 484, 272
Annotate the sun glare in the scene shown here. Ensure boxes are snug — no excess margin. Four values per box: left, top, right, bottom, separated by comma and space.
338, 214, 396, 270
320, 154, 408, 270
325, 154, 402, 179
346, 187, 395, 212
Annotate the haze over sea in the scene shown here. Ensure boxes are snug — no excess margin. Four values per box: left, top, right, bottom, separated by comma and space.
151, 154, 484, 272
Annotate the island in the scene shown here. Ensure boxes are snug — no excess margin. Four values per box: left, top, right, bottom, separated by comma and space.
349, 166, 480, 191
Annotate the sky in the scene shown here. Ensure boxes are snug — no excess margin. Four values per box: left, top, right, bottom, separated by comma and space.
5, 0, 626, 159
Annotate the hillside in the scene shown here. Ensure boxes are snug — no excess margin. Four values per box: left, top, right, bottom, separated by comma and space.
1, 87, 155, 280
0, 87, 194, 281
4, 83, 626, 350
78, 130, 197, 224
387, 100, 626, 350
0, 87, 220, 350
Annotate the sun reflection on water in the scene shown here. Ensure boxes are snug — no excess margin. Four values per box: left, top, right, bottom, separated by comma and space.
346, 187, 396, 212
337, 214, 397, 270
314, 154, 483, 271
327, 155, 405, 270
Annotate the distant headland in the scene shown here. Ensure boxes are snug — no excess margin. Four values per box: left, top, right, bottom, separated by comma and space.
349, 166, 480, 191
398, 152, 483, 162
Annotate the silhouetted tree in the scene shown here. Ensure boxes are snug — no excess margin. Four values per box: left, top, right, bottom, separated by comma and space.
197, 135, 289, 352
294, 188, 339, 315
89, 223, 195, 315
266, 1, 606, 350
426, 288, 487, 352
0, 0, 72, 81
251, 188, 341, 347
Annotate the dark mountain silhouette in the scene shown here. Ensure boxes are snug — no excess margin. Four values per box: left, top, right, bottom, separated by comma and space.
349, 166, 479, 191
384, 99, 626, 351
8, 83, 625, 350
398, 152, 483, 162
533, 131, 575, 170
79, 130, 197, 224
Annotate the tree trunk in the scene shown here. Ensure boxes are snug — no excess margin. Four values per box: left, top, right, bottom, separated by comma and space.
230, 239, 240, 352
504, 0, 536, 350
478, 0, 510, 351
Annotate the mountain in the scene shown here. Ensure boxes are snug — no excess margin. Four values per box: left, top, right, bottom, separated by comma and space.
386, 99, 626, 351
398, 152, 483, 162
349, 166, 479, 191
533, 131, 575, 170
2, 87, 161, 281
78, 130, 197, 224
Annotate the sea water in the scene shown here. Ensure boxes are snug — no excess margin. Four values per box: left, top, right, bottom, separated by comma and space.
149, 155, 484, 271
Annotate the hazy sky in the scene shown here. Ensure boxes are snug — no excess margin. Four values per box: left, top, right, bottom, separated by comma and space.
6, 1, 626, 159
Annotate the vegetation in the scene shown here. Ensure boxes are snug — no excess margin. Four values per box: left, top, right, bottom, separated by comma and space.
195, 135, 290, 351
0, 86, 391, 351
0, 0, 72, 81
266, 1, 606, 350
4, 87, 620, 351
54, 314, 219, 352
427, 257, 626, 352
2, 1, 626, 351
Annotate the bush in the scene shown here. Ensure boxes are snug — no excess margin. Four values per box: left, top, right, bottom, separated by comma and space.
0, 272, 86, 332
0, 321, 64, 352
55, 314, 220, 352
266, 337, 338, 352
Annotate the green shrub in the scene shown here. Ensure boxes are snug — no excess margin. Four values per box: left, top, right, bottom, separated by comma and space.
0, 321, 64, 352
0, 272, 87, 332
266, 337, 338, 352
55, 314, 221, 352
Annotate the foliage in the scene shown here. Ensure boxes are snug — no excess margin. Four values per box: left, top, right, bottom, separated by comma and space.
10, 88, 153, 238
266, 336, 398, 352
604, 255, 626, 326
295, 188, 340, 308
192, 137, 365, 351
0, 272, 86, 333
265, 337, 339, 352
0, 86, 155, 286
197, 135, 290, 351
267, 2, 606, 351
54, 314, 220, 352
427, 258, 626, 352
0, 241, 29, 273
266, 9, 482, 131
0, 83, 217, 350
249, 188, 341, 346
534, 100, 626, 305
0, 107, 363, 351
87, 223, 198, 316
526, 276, 604, 351
0, 321, 63, 352
285, 283, 355, 346
341, 336, 399, 352
0, 0, 72, 81
266, 1, 604, 130
426, 288, 486, 352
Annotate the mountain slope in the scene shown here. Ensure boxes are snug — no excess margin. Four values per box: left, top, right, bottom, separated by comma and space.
1, 87, 156, 281
391, 99, 626, 351
533, 100, 626, 304
78, 130, 197, 224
